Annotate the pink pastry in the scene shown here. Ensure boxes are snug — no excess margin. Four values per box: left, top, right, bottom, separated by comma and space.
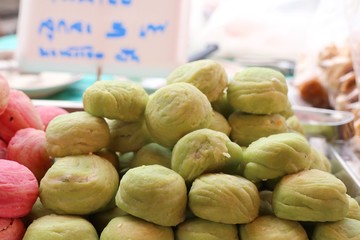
0, 159, 39, 218
0, 218, 26, 240
0, 89, 44, 143
36, 105, 69, 130
0, 138, 7, 159
6, 128, 52, 182
0, 74, 10, 115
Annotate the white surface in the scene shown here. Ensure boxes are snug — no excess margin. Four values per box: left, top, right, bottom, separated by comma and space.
189, 0, 320, 61
15, 0, 190, 78
2, 71, 82, 98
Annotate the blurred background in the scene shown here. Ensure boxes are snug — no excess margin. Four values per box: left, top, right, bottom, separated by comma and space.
0, 0, 19, 36
0, 0, 358, 109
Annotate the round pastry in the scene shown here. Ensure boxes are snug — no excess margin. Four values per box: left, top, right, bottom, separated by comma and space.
0, 159, 38, 218
144, 82, 212, 148
23, 214, 98, 240
45, 111, 110, 157
171, 128, 243, 182
211, 91, 234, 119
175, 217, 238, 240
115, 165, 187, 226
259, 190, 274, 216
312, 218, 360, 240
240, 215, 308, 240
23, 197, 55, 226
100, 215, 174, 240
0, 74, 10, 115
94, 149, 120, 171
227, 67, 289, 114
272, 169, 349, 222
166, 59, 228, 102
208, 110, 232, 136
130, 143, 172, 169
0, 138, 7, 159
0, 218, 26, 240
309, 147, 332, 172
83, 79, 149, 122
118, 152, 134, 176
89, 207, 128, 234
0, 89, 44, 143
188, 173, 260, 224
286, 115, 304, 134
6, 128, 52, 182
107, 118, 151, 154
346, 195, 360, 220
35, 106, 69, 130
228, 112, 288, 147
242, 132, 312, 182
39, 154, 119, 215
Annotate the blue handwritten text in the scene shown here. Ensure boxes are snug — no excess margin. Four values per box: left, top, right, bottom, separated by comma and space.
38, 18, 92, 41
115, 48, 140, 62
39, 46, 104, 59
139, 22, 168, 38
106, 22, 126, 38
51, 0, 132, 6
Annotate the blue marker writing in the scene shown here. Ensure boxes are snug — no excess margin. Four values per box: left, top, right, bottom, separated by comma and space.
106, 22, 126, 38
39, 45, 104, 60
38, 18, 55, 40
139, 22, 168, 38
52, 0, 132, 5
38, 18, 92, 40
115, 48, 139, 62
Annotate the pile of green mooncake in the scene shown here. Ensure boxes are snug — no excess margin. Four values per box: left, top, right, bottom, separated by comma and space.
24, 60, 360, 240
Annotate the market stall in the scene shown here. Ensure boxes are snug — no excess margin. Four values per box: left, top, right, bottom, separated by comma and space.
1, 0, 360, 239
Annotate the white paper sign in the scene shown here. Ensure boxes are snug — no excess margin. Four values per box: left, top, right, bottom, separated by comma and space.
15, 0, 190, 78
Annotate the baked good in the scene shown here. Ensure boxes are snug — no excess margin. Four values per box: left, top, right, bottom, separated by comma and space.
0, 138, 7, 159
0, 89, 44, 143
346, 195, 360, 221
115, 164, 187, 226
89, 207, 128, 234
100, 215, 174, 240
145, 82, 212, 148
23, 214, 98, 240
83, 79, 148, 121
309, 147, 332, 172
35, 106, 69, 130
175, 217, 238, 240
6, 128, 52, 182
0, 159, 38, 218
166, 59, 228, 102
227, 67, 289, 114
240, 215, 308, 240
45, 111, 110, 157
39, 154, 119, 215
94, 149, 120, 171
208, 110, 232, 136
23, 197, 55, 226
228, 112, 288, 146
0, 74, 10, 115
286, 115, 305, 135
189, 173, 260, 224
107, 118, 151, 153
242, 132, 312, 181
312, 218, 360, 240
0, 218, 26, 240
211, 91, 234, 118
272, 169, 349, 222
171, 128, 243, 182
129, 143, 172, 169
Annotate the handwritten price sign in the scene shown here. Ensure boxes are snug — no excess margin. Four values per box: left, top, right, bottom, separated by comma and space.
16, 0, 190, 78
